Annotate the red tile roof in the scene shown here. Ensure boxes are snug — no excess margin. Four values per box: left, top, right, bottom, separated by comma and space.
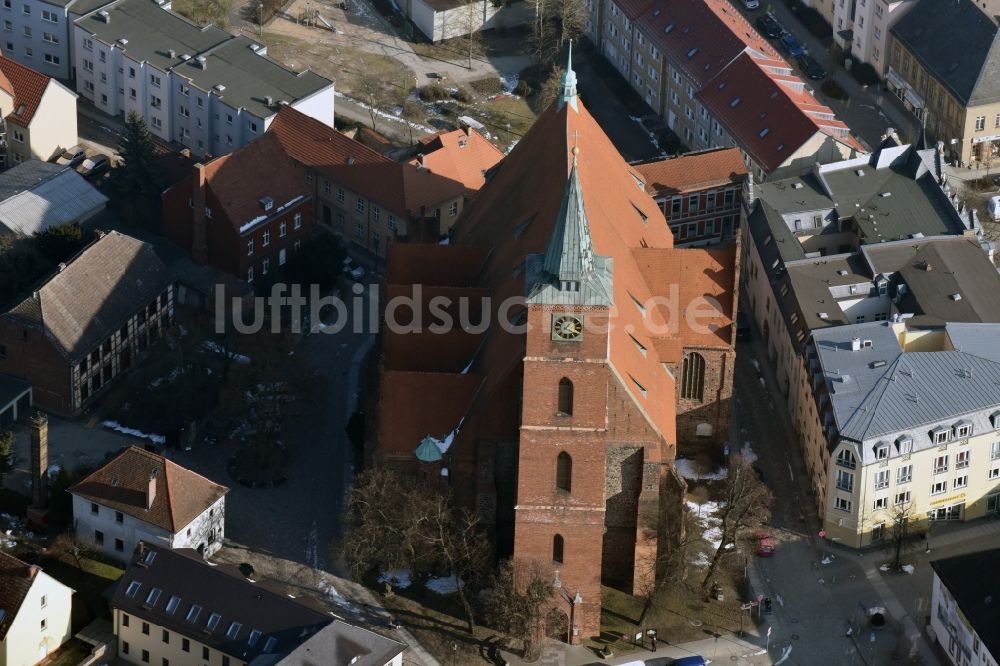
70, 446, 229, 533
634, 147, 748, 196
202, 131, 308, 233
268, 106, 466, 217
412, 128, 505, 193
0, 551, 36, 640
0, 53, 54, 126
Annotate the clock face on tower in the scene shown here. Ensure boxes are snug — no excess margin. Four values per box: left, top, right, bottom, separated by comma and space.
552, 314, 583, 341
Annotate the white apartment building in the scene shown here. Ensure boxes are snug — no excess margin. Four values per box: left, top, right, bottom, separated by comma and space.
71, 0, 334, 157
69, 445, 229, 563
930, 550, 1000, 666
0, 552, 74, 666
815, 322, 1000, 546
832, 0, 917, 75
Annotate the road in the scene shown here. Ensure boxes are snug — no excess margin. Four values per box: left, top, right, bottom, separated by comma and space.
730, 2, 919, 151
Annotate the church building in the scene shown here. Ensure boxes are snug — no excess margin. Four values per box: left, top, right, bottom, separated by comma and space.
372, 49, 739, 642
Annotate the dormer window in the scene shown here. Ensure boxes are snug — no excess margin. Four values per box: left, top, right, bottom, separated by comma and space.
992, 410, 1000, 430
931, 427, 949, 445
954, 422, 972, 439
259, 196, 273, 211
836, 449, 856, 469
894, 436, 912, 455
873, 442, 889, 460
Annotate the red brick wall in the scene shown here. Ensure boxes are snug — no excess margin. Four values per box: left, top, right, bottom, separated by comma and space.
0, 319, 71, 413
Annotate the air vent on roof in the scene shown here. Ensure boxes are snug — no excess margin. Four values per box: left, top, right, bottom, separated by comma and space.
855, 169, 865, 177
759, 128, 770, 138
871, 360, 887, 368
214, 84, 226, 92
730, 97, 741, 108
837, 269, 848, 276
167, 48, 176, 58
818, 312, 829, 319
950, 292, 963, 301
98, 9, 110, 22
664, 23, 674, 33
118, 38, 128, 45
687, 47, 699, 58
180, 54, 191, 61
264, 95, 274, 106
791, 182, 803, 189
196, 55, 207, 70
880, 191, 892, 197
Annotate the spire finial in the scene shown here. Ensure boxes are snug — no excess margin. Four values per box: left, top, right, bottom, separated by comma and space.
558, 40, 578, 112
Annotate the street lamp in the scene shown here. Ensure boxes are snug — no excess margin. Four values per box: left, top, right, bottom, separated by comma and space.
258, 2, 264, 37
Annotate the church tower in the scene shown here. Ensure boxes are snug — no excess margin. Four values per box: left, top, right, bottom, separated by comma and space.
513, 91, 613, 642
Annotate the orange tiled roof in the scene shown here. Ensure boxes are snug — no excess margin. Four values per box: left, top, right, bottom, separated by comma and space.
69, 446, 229, 532
0, 53, 53, 126
202, 131, 308, 232
411, 128, 505, 192
634, 147, 748, 196
268, 106, 465, 217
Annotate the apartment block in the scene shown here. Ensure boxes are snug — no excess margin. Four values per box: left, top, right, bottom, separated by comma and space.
589, 0, 864, 181
887, 0, 1000, 167
832, 0, 916, 74
633, 147, 748, 246
741, 139, 1000, 545
930, 550, 1000, 666
72, 0, 333, 157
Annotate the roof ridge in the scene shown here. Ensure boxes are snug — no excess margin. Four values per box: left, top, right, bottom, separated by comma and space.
968, 24, 1000, 104
840, 355, 902, 440
161, 454, 176, 530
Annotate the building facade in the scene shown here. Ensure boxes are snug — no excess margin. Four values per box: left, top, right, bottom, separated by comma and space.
0, 231, 172, 415
71, 0, 334, 158
0, 52, 77, 165
70, 446, 229, 563
0, 552, 74, 666
930, 550, 1000, 666
633, 147, 749, 246
832, 0, 916, 74
373, 60, 738, 641
586, 0, 863, 181
162, 131, 312, 284
888, 0, 1000, 166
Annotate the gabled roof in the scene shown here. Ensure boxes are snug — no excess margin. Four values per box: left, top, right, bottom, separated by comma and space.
0, 162, 108, 237
0, 552, 35, 640
0, 52, 59, 126
891, 0, 1000, 106
279, 620, 406, 666
112, 543, 333, 661
2, 231, 170, 361
69, 446, 229, 533
200, 131, 308, 234
633, 147, 748, 196
267, 106, 465, 217
931, 550, 1000, 661
413, 128, 504, 192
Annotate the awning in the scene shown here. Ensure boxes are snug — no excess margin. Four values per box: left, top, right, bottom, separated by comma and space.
904, 87, 925, 109
886, 66, 907, 90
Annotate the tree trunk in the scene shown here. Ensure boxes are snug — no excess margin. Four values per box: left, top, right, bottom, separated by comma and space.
701, 543, 728, 598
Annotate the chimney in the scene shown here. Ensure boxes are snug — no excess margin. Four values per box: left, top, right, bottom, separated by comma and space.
29, 413, 48, 509
98, 9, 110, 22
196, 55, 207, 70
850, 337, 862, 352
145, 469, 158, 510
191, 163, 208, 264
28, 565, 40, 579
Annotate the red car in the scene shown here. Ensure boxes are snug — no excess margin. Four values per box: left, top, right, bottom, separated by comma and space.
756, 536, 777, 557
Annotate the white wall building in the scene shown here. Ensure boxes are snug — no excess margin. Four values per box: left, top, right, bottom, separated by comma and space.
0, 551, 74, 666
833, 0, 917, 75
71, 0, 334, 157
930, 550, 1000, 666
69, 445, 229, 563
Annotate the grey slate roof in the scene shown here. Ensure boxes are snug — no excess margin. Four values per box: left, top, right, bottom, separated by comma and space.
526, 156, 613, 305
2, 231, 169, 361
0, 162, 108, 237
814, 322, 1000, 462
931, 549, 1000, 661
113, 543, 334, 663
891, 1, 1000, 107
278, 620, 407, 666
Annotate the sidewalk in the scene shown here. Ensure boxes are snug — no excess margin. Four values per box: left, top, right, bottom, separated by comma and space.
501, 632, 771, 666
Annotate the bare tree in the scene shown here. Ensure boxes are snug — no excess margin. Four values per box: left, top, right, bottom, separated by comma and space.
357, 71, 390, 132
557, 0, 586, 48
538, 65, 564, 109
483, 559, 553, 659
701, 456, 772, 597
889, 501, 918, 572
636, 505, 701, 624
528, 0, 557, 63
459, 0, 485, 70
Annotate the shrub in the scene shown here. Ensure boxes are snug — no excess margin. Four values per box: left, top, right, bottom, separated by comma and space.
452, 87, 473, 103
401, 99, 424, 121
514, 79, 531, 97
784, 0, 832, 39
418, 84, 449, 102
469, 77, 503, 95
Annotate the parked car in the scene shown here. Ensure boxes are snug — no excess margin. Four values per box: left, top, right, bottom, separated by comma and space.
673, 657, 708, 666
798, 54, 827, 80
77, 154, 110, 178
780, 32, 805, 58
988, 195, 1000, 221
742, 0, 760, 9
55, 145, 86, 167
756, 536, 777, 557
756, 14, 782, 38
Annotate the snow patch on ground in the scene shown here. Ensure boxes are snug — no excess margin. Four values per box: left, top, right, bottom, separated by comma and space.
675, 457, 726, 481
378, 570, 413, 589
149, 367, 183, 388
687, 499, 724, 560
739, 443, 758, 464
102, 420, 166, 445
426, 575, 462, 594
201, 341, 251, 364
500, 73, 519, 93
902, 564, 915, 574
